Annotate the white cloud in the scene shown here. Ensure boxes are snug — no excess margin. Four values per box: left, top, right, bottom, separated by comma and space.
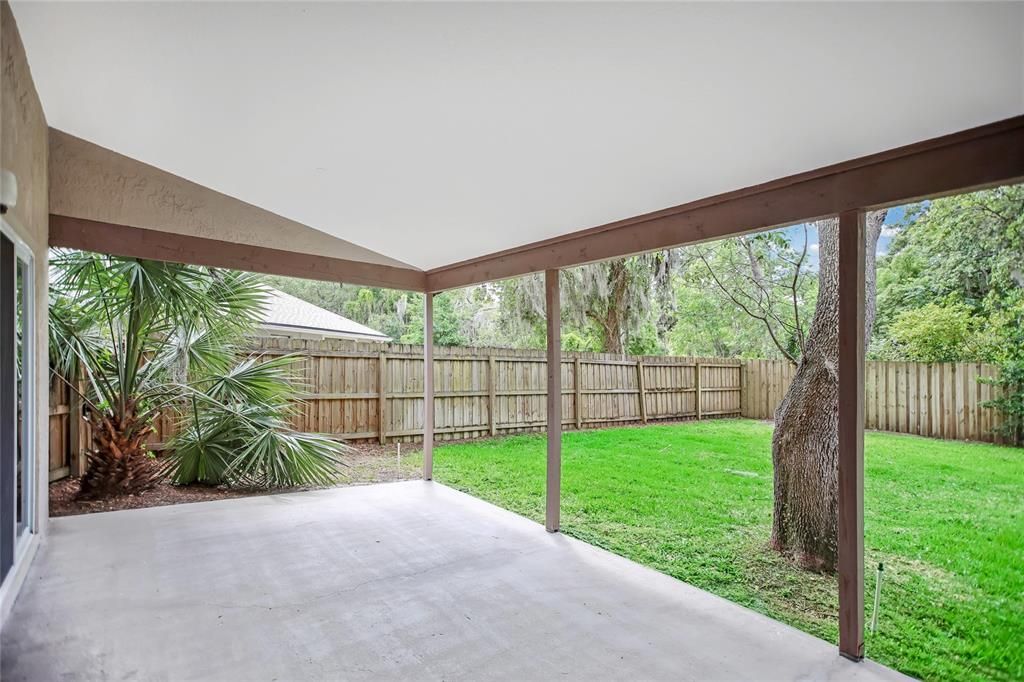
880, 225, 900, 238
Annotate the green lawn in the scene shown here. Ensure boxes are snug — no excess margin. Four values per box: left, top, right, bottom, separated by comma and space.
422, 419, 1023, 682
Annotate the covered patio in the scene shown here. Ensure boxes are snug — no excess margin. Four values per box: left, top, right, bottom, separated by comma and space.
1, 2, 1022, 679
3, 481, 905, 681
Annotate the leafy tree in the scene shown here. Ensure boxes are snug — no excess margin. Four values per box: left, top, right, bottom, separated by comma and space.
882, 302, 979, 362
263, 276, 415, 342
564, 255, 677, 354
493, 276, 549, 349
266, 275, 507, 348
670, 242, 816, 360
989, 375, 1024, 444
262, 275, 361, 319
343, 287, 409, 339
50, 251, 346, 498
695, 228, 815, 365
445, 285, 504, 348
561, 329, 601, 352
974, 289, 1024, 445
667, 282, 759, 357
400, 293, 470, 346
497, 253, 678, 354
625, 320, 665, 356
874, 185, 1024, 438
874, 185, 1024, 355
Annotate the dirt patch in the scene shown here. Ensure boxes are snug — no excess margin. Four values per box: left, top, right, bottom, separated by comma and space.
50, 443, 424, 517
343, 442, 423, 485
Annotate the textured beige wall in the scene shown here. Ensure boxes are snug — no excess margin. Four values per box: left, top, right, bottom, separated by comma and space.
1, 0, 50, 614
50, 130, 415, 269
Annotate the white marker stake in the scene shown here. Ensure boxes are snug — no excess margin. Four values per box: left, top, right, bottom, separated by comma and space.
870, 563, 884, 633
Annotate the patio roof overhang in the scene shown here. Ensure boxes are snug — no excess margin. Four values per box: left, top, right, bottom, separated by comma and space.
14, 2, 1022, 293
10, 0, 1024, 668
47, 117, 1024, 294
426, 117, 1024, 291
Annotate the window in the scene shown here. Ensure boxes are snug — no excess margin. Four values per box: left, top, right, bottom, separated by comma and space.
16, 255, 30, 538
1, 220, 34, 585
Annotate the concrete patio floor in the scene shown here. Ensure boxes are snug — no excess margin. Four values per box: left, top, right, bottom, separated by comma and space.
2, 481, 907, 681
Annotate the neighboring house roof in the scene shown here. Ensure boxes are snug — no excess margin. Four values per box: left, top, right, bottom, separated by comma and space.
258, 287, 390, 342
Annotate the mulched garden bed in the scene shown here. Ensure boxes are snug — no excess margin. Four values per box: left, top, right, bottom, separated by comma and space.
50, 443, 423, 517
50, 478, 259, 517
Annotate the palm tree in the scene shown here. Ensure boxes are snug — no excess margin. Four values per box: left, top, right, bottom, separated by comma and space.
49, 250, 346, 499
165, 355, 346, 488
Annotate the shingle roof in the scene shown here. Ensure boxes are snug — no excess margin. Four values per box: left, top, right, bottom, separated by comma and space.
259, 287, 390, 341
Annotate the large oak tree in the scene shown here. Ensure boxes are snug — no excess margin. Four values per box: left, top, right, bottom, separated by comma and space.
770, 212, 885, 570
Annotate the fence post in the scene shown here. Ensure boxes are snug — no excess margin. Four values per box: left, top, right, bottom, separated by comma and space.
637, 359, 648, 423
70, 377, 87, 476
488, 354, 497, 437
378, 351, 387, 445
574, 357, 582, 430
695, 362, 703, 420
739, 361, 746, 418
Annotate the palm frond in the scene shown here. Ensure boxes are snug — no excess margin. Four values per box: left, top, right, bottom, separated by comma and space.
51, 250, 338, 492
164, 393, 349, 487
202, 354, 302, 407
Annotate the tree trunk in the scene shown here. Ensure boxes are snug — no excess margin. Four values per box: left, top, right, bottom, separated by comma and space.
601, 260, 629, 353
77, 400, 159, 499
771, 211, 884, 571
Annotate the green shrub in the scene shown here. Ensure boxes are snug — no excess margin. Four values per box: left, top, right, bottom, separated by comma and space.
885, 302, 979, 362
165, 356, 349, 487
983, 325, 1024, 446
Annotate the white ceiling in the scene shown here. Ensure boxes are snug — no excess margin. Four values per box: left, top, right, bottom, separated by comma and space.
13, 2, 1024, 271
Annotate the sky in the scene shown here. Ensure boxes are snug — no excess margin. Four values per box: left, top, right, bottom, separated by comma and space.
782, 204, 907, 269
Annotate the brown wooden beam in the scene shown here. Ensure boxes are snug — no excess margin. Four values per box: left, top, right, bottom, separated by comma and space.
49, 214, 427, 292
838, 209, 866, 661
422, 293, 435, 480
426, 116, 1024, 291
545, 269, 561, 533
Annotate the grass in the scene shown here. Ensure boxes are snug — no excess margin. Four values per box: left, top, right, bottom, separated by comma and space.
422, 419, 1022, 681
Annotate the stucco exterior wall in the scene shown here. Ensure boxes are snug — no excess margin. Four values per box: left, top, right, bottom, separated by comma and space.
49, 130, 414, 269
1, 0, 49, 623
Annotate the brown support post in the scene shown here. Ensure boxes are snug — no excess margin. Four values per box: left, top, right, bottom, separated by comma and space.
423, 293, 434, 480
636, 360, 648, 423
695, 362, 703, 420
488, 354, 497, 437
545, 269, 561, 533
838, 209, 866, 661
378, 351, 387, 445
574, 357, 582, 430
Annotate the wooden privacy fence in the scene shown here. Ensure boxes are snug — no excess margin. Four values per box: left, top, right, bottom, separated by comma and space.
47, 337, 1008, 480
48, 376, 73, 482
250, 337, 742, 443
45, 338, 742, 478
742, 359, 1006, 443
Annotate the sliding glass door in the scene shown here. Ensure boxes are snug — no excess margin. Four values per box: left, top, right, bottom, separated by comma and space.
1, 220, 34, 585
